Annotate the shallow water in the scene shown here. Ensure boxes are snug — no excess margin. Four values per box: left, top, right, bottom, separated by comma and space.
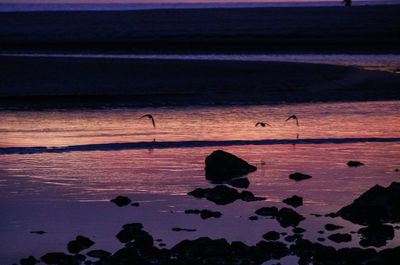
1, 101, 400, 264
3, 53, 400, 74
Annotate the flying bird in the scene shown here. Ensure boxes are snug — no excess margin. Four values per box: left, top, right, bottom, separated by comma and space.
140, 114, 156, 128
255, 122, 271, 127
286, 115, 299, 126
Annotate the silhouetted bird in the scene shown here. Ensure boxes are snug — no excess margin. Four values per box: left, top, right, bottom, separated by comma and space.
286, 115, 299, 126
140, 114, 156, 128
255, 122, 271, 127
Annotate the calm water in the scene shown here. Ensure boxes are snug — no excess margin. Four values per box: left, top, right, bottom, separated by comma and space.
1, 101, 400, 264
3, 53, 400, 74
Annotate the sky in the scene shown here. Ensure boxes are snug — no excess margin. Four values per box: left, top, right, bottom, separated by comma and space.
0, 0, 370, 3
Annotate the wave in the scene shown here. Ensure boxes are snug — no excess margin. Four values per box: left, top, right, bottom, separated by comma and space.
1, 137, 399, 155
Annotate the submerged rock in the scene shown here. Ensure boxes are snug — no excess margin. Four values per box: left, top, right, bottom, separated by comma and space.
325, 224, 344, 231
67, 235, 94, 254
293, 227, 306, 234
110, 196, 132, 207
30, 231, 46, 235
358, 224, 395, 248
289, 172, 312, 181
276, 208, 305, 228
40, 253, 80, 265
347, 161, 364, 167
337, 182, 400, 225
282, 195, 303, 208
328, 233, 352, 243
86, 249, 111, 258
205, 150, 257, 181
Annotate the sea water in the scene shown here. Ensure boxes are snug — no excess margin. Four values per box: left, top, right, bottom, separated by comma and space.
0, 101, 400, 264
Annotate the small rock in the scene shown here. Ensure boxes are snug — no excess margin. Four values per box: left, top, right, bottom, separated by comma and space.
229, 178, 250, 188
30, 231, 46, 235
347, 161, 364, 167
328, 233, 352, 243
284, 234, 302, 242
20, 256, 38, 265
289, 172, 312, 181
205, 150, 257, 181
277, 208, 305, 228
325, 224, 344, 231
130, 202, 139, 207
184, 209, 201, 215
282, 195, 303, 208
67, 236, 95, 254
255, 207, 278, 217
172, 227, 196, 232
262, 231, 280, 241
325, 212, 339, 218
317, 237, 325, 242
41, 253, 78, 265
240, 190, 266, 202
159, 243, 166, 247
318, 230, 324, 234
200, 209, 222, 219
188, 185, 241, 205
293, 227, 306, 234
394, 169, 399, 172
86, 250, 111, 258
358, 224, 394, 248
110, 196, 131, 207
249, 216, 258, 221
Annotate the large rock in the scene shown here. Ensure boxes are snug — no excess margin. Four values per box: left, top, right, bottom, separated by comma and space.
337, 182, 400, 225
276, 208, 305, 228
188, 185, 241, 205
67, 235, 94, 254
205, 150, 257, 181
283, 195, 303, 208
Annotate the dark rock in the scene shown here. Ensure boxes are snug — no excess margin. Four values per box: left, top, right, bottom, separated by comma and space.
325, 212, 339, 218
172, 227, 196, 232
86, 249, 111, 258
255, 241, 290, 260
328, 233, 352, 243
205, 150, 257, 181
30, 231, 45, 235
358, 224, 394, 248
67, 235, 95, 254
317, 237, 325, 242
293, 227, 306, 234
188, 185, 241, 205
20, 256, 38, 265
395, 169, 399, 172
289, 172, 312, 181
337, 182, 400, 225
277, 208, 305, 228
318, 230, 324, 234
116, 223, 152, 248
249, 216, 258, 221
200, 209, 222, 219
172, 237, 231, 260
347, 161, 364, 167
262, 231, 280, 241
282, 195, 303, 208
131, 202, 140, 207
255, 207, 278, 217
240, 190, 266, 202
325, 224, 344, 231
311, 213, 322, 217
159, 243, 166, 247
229, 178, 250, 188
110, 196, 132, 207
184, 209, 201, 215
284, 234, 302, 242
41, 253, 79, 265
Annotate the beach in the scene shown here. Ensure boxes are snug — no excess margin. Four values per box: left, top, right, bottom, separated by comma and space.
1, 3, 400, 265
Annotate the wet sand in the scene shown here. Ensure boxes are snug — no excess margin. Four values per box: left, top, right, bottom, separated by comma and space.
1, 55, 400, 108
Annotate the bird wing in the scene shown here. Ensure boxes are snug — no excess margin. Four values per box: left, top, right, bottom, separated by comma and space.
286, 116, 293, 121
295, 119, 299, 126
140, 114, 151, 119
255, 122, 260, 127
151, 117, 156, 128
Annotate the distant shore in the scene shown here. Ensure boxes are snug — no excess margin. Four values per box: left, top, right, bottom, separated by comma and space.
1, 56, 400, 109
1, 5, 400, 53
